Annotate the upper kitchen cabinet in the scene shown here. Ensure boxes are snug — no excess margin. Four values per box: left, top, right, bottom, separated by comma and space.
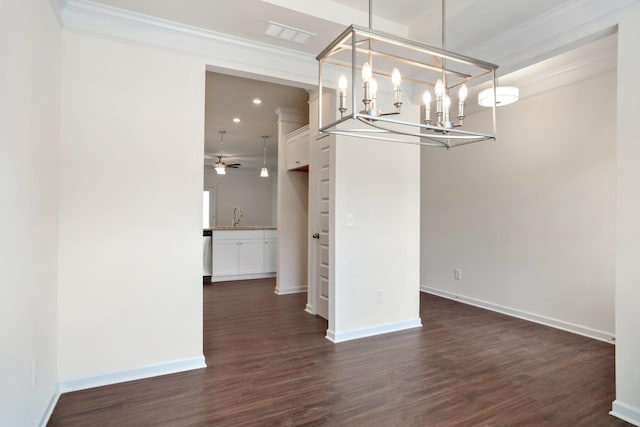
286, 125, 309, 171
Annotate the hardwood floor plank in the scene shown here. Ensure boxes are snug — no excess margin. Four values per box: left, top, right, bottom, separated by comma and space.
48, 278, 629, 426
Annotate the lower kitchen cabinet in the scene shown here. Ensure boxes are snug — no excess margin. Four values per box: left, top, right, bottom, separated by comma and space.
237, 239, 264, 273
211, 240, 240, 276
263, 229, 277, 273
211, 229, 277, 282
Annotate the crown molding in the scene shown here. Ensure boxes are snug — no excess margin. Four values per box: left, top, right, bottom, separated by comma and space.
61, 0, 318, 86
49, 0, 65, 26
463, 31, 617, 117
62, 0, 311, 60
466, 0, 638, 76
57, 0, 639, 99
519, 45, 616, 89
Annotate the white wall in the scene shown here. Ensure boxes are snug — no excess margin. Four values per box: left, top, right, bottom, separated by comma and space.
275, 108, 309, 294
421, 70, 617, 340
0, 1, 61, 425
58, 32, 205, 382
204, 170, 275, 226
613, 7, 640, 424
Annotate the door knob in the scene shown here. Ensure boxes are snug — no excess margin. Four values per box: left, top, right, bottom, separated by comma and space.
312, 233, 320, 239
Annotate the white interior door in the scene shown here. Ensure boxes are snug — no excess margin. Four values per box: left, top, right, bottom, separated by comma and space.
313, 134, 331, 319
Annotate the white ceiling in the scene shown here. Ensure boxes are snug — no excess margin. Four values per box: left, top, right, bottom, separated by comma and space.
78, 0, 627, 172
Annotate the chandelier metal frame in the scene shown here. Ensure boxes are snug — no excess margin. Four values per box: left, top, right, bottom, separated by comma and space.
316, 3, 500, 149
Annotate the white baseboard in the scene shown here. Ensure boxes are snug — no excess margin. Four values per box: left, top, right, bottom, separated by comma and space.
325, 318, 422, 343
274, 285, 307, 295
211, 272, 275, 283
611, 400, 640, 426
58, 355, 206, 393
38, 390, 60, 427
421, 285, 615, 343
305, 304, 315, 314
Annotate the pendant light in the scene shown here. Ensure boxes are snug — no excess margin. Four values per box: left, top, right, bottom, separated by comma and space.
260, 135, 269, 177
316, 0, 500, 149
214, 130, 226, 175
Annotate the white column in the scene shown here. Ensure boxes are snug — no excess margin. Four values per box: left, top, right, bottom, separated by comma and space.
328, 107, 422, 342
274, 107, 308, 295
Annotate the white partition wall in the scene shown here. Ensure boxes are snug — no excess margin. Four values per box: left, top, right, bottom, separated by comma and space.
329, 133, 422, 342
58, 31, 206, 386
612, 7, 640, 425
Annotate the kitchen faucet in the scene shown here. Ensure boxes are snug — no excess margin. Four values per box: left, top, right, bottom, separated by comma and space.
232, 206, 243, 227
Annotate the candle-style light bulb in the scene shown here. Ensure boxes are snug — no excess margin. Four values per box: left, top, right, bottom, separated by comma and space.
369, 78, 378, 114
362, 62, 372, 109
458, 84, 468, 102
457, 84, 468, 122
391, 67, 402, 109
338, 74, 348, 116
435, 79, 444, 123
370, 78, 378, 97
391, 68, 401, 87
423, 90, 432, 105
435, 79, 444, 97
362, 62, 372, 83
443, 95, 451, 113
443, 94, 452, 127
339, 75, 348, 92
423, 90, 432, 124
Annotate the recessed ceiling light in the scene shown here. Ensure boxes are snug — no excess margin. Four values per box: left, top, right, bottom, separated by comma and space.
233, 117, 240, 123
253, 98, 262, 105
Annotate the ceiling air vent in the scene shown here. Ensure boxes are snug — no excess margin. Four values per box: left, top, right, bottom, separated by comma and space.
265, 21, 315, 44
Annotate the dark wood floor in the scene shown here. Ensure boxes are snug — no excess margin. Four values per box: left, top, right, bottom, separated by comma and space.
49, 278, 628, 426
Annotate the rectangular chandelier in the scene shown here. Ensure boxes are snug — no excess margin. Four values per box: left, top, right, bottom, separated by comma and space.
316, 24, 499, 148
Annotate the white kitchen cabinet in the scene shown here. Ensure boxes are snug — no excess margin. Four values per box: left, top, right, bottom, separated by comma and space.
211, 229, 277, 282
286, 125, 309, 170
238, 240, 264, 273
264, 238, 277, 272
212, 240, 240, 276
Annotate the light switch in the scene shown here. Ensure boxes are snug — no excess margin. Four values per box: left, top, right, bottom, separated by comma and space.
346, 213, 355, 227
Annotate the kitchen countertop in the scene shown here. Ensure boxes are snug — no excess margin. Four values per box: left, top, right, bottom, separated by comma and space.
204, 226, 277, 231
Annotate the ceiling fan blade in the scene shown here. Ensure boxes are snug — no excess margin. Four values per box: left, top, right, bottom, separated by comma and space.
226, 163, 241, 168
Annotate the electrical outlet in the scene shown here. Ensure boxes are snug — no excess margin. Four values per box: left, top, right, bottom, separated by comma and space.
32, 357, 39, 386
376, 289, 384, 303
454, 268, 462, 280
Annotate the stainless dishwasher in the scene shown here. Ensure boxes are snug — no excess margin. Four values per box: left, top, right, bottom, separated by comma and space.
203, 229, 212, 280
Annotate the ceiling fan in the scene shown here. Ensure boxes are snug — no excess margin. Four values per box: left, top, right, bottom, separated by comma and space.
213, 130, 241, 175
213, 156, 241, 169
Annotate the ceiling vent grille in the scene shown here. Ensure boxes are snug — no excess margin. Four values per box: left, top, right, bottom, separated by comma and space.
265, 21, 315, 44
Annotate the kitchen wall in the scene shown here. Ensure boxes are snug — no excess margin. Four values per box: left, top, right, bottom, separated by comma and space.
204, 170, 276, 226
421, 68, 617, 340
0, 1, 61, 425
